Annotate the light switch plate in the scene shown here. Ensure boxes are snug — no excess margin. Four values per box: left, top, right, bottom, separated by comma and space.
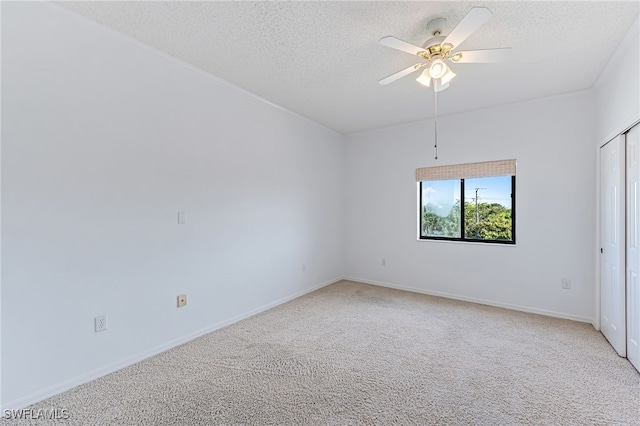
178, 212, 186, 224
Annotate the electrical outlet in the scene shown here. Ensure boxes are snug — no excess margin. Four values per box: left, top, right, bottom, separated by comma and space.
562, 278, 571, 289
94, 314, 108, 332
177, 294, 187, 308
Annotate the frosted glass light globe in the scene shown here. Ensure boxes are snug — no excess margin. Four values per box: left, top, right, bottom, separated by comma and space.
429, 59, 447, 79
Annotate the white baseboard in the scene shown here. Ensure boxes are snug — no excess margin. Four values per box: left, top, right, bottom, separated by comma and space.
343, 276, 595, 324
3, 276, 343, 411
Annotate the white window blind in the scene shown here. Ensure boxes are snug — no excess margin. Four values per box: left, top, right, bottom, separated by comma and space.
415, 159, 516, 182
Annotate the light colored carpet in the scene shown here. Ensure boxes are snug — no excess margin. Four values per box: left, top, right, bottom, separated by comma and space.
6, 280, 640, 425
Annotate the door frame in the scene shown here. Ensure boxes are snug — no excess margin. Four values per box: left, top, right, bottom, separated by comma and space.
599, 135, 627, 356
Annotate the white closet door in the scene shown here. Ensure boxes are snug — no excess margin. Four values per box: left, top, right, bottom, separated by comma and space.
600, 135, 626, 357
627, 124, 640, 371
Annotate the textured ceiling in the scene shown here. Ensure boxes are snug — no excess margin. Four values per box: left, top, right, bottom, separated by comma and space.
55, 1, 639, 135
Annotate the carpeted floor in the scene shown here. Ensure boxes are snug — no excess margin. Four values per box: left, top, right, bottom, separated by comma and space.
6, 280, 640, 425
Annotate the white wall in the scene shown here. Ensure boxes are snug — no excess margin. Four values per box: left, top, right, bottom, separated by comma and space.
344, 91, 596, 322
1, 2, 344, 407
594, 14, 640, 146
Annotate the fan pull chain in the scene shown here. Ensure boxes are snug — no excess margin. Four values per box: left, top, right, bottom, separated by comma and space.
434, 81, 438, 160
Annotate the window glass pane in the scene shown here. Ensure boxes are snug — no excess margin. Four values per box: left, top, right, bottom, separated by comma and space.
421, 180, 461, 238
464, 176, 513, 241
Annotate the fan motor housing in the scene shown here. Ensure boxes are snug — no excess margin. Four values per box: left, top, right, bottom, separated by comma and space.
421, 35, 446, 50
419, 35, 455, 62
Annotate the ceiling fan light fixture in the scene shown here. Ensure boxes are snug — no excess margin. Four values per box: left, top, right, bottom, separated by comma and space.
416, 69, 432, 87
440, 67, 456, 85
429, 58, 447, 79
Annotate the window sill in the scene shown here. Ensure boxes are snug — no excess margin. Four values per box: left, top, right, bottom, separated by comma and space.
416, 238, 516, 246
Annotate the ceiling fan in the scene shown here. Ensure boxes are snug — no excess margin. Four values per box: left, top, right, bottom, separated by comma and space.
378, 7, 511, 91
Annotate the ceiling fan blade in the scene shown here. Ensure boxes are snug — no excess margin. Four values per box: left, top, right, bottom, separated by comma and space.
452, 47, 511, 64
378, 63, 424, 85
442, 7, 492, 49
452, 48, 512, 63
379, 36, 426, 56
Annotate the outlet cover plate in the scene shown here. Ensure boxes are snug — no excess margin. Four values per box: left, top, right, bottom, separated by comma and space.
95, 314, 108, 332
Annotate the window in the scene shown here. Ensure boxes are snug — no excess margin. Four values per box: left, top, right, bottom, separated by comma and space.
417, 160, 516, 244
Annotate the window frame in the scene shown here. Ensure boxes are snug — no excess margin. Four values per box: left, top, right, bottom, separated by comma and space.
418, 175, 516, 245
